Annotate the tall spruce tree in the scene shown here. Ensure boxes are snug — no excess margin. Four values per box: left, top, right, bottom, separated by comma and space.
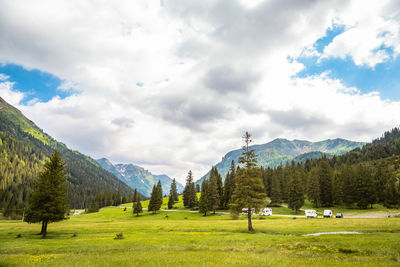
318, 157, 333, 207
24, 151, 69, 237
270, 166, 282, 205
230, 132, 266, 232
170, 178, 179, 201
288, 169, 304, 213
307, 167, 320, 207
341, 161, 356, 206
148, 184, 161, 213
223, 160, 236, 209
199, 179, 210, 216
209, 167, 220, 214
132, 191, 142, 216
383, 176, 399, 208
183, 170, 198, 209
354, 164, 376, 209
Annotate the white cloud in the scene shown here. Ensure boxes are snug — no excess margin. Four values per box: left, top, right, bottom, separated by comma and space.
1, 0, 400, 183
321, 0, 400, 68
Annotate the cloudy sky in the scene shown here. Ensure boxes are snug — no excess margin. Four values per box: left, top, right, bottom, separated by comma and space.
1, 0, 400, 182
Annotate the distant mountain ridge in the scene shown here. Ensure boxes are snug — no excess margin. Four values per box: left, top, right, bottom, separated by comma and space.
196, 138, 365, 184
96, 158, 184, 197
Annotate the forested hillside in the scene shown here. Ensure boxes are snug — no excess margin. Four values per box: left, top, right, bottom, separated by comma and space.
191, 128, 400, 215
0, 97, 133, 217
196, 138, 364, 185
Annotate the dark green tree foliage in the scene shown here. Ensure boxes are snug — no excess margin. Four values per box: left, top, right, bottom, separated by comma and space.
148, 182, 162, 213
307, 167, 320, 207
340, 161, 356, 206
199, 179, 210, 216
375, 163, 389, 203
209, 167, 220, 214
230, 132, 266, 232
156, 180, 163, 206
270, 165, 282, 205
196, 184, 201, 193
132, 189, 143, 216
318, 157, 333, 207
223, 160, 236, 209
383, 176, 399, 208
332, 172, 344, 205
288, 168, 304, 213
167, 194, 174, 209
113, 190, 121, 206
170, 178, 179, 201
354, 164, 376, 208
216, 169, 224, 209
183, 170, 198, 209
24, 151, 69, 237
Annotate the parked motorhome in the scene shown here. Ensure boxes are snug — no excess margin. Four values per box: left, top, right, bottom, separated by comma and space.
323, 210, 333, 218
241, 208, 255, 215
259, 208, 272, 216
305, 209, 318, 218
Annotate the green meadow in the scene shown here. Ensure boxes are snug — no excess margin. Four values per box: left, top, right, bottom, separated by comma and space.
1, 199, 400, 267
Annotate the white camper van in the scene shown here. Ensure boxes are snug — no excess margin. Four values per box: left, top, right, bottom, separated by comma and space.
305, 209, 318, 218
323, 210, 333, 218
241, 208, 255, 215
259, 208, 272, 216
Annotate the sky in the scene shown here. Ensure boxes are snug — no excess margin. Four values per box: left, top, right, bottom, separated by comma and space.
1, 0, 400, 183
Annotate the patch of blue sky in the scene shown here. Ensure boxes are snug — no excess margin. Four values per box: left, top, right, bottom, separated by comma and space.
0, 63, 73, 104
294, 25, 400, 101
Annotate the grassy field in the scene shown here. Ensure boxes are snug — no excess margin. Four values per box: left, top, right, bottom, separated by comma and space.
1, 202, 400, 267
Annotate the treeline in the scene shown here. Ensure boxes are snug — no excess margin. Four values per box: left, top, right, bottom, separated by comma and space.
86, 189, 134, 213
177, 128, 400, 214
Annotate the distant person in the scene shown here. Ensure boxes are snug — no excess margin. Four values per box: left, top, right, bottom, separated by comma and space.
388, 212, 391, 218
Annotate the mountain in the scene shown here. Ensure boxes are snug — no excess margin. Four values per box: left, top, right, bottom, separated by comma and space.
96, 158, 184, 197
196, 138, 365, 184
0, 97, 133, 213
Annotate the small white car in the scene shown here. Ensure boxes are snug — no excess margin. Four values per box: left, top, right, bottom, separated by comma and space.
305, 209, 318, 218
259, 208, 272, 216
241, 208, 255, 215
323, 210, 333, 218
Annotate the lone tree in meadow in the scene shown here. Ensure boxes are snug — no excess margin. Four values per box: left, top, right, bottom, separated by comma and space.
230, 132, 266, 232
132, 189, 143, 216
24, 151, 69, 237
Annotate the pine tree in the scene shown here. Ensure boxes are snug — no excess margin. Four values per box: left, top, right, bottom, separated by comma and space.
196, 184, 201, 193
24, 151, 69, 237
168, 194, 174, 209
148, 185, 159, 213
318, 157, 333, 207
170, 178, 179, 201
270, 166, 282, 205
199, 179, 210, 216
332, 172, 344, 205
230, 132, 266, 232
223, 160, 236, 209
288, 169, 304, 213
342, 161, 356, 206
183, 170, 198, 209
307, 167, 320, 207
132, 191, 143, 216
354, 164, 376, 209
216, 169, 224, 209
209, 167, 220, 214
156, 180, 163, 210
